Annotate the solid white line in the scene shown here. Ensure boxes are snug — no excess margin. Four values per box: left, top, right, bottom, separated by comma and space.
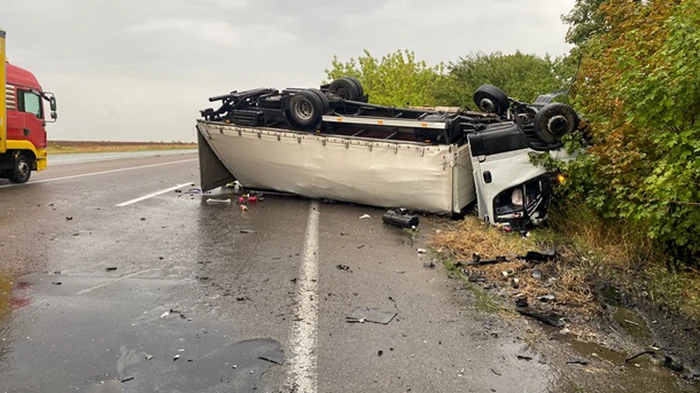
0, 158, 197, 189
286, 201, 320, 393
76, 269, 155, 295
115, 182, 195, 207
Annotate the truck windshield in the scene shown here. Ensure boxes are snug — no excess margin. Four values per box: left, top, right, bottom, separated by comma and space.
21, 90, 43, 119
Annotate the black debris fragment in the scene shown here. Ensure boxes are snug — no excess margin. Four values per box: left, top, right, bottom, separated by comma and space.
515, 298, 529, 308
382, 208, 419, 228
145, 355, 154, 361
65, 216, 73, 221
106, 267, 118, 272
423, 261, 435, 269
347, 307, 397, 325
336, 264, 351, 272
566, 358, 590, 365
521, 244, 557, 263
140, 217, 146, 221
517, 309, 565, 327
491, 368, 502, 376
517, 354, 533, 361
52, 281, 62, 285
468, 255, 511, 266
159, 256, 164, 260
240, 229, 260, 234
259, 347, 285, 365
119, 376, 134, 383
174, 354, 180, 361
236, 296, 250, 302
378, 350, 384, 357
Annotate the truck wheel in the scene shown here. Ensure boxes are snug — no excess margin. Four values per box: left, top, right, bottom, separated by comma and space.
9, 154, 32, 184
533, 103, 578, 143
474, 85, 510, 115
344, 76, 364, 99
308, 88, 330, 113
288, 90, 324, 128
329, 77, 361, 101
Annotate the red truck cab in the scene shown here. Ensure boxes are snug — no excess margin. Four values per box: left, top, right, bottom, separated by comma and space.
1, 61, 57, 183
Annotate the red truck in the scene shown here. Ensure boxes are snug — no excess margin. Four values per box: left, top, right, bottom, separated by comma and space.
1, 29, 57, 184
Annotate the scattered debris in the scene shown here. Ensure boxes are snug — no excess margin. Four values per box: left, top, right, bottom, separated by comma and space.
185, 188, 202, 194
206, 198, 232, 204
346, 307, 397, 325
566, 358, 590, 365
521, 245, 557, 263
423, 261, 436, 269
382, 209, 419, 228
359, 214, 371, 220
140, 217, 146, 221
510, 278, 520, 289
145, 355, 154, 361
187, 359, 193, 362
240, 205, 249, 211
232, 365, 237, 369
417, 248, 427, 254
174, 354, 180, 361
517, 354, 533, 361
236, 296, 250, 302
336, 264, 352, 272
501, 268, 514, 278
517, 309, 565, 327
119, 376, 134, 383
106, 267, 118, 272
468, 255, 510, 266
52, 281, 62, 285
491, 368, 502, 376
377, 350, 384, 357
66, 216, 73, 221
240, 229, 260, 234
537, 294, 556, 302
394, 270, 406, 274
160, 311, 170, 318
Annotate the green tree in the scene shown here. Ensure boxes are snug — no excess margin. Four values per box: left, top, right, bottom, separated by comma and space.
553, 0, 700, 263
325, 49, 445, 107
561, 0, 608, 46
435, 51, 573, 108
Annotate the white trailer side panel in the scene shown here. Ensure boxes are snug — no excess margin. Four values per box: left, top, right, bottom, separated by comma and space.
198, 121, 475, 214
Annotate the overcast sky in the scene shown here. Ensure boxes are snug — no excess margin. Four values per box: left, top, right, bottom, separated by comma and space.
2, 0, 575, 142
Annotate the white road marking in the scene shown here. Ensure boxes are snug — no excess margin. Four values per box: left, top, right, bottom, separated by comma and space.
286, 201, 320, 393
76, 269, 155, 295
0, 158, 197, 189
115, 182, 195, 207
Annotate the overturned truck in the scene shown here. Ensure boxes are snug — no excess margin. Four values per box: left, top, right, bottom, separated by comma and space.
196, 77, 578, 228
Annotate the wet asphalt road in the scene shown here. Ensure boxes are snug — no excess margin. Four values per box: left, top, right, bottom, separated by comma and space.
0, 153, 560, 392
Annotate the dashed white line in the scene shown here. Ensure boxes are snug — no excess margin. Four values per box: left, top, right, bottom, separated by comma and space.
115, 182, 195, 207
286, 201, 320, 393
0, 158, 197, 189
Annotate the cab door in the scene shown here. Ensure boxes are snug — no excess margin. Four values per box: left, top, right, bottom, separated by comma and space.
5, 84, 23, 141
17, 88, 46, 149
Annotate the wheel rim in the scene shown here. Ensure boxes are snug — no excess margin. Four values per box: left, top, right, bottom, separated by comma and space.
479, 98, 497, 113
294, 98, 314, 121
17, 160, 30, 179
547, 115, 569, 136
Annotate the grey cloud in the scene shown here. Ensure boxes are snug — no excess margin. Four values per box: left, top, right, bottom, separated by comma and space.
2, 0, 575, 142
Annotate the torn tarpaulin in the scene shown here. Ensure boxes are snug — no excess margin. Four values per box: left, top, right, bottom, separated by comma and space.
346, 307, 397, 324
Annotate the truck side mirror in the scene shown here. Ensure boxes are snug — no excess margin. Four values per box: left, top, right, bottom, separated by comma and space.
51, 111, 58, 120
50, 97, 57, 112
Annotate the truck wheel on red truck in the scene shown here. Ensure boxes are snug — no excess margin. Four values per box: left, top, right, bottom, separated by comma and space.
0, 29, 58, 184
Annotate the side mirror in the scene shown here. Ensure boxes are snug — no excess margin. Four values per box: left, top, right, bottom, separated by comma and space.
50, 96, 57, 112
51, 112, 58, 120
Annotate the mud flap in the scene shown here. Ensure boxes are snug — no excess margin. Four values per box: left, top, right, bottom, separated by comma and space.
197, 126, 236, 192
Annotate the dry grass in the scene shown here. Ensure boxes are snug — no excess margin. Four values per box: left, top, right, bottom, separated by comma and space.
433, 216, 536, 259
48, 141, 197, 154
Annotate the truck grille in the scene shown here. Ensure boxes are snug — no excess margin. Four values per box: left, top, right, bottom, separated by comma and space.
5, 84, 16, 111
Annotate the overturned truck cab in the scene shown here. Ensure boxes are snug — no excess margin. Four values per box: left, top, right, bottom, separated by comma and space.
196, 78, 577, 228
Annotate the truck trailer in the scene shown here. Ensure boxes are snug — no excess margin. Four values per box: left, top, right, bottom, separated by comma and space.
0, 29, 58, 184
196, 77, 577, 228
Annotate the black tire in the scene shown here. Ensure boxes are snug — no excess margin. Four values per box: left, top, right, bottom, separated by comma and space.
533, 103, 578, 144
344, 76, 364, 99
288, 90, 324, 128
474, 85, 510, 115
329, 77, 361, 101
308, 88, 330, 113
9, 154, 32, 184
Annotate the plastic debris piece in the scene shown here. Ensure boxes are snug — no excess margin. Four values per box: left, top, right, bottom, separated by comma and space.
346, 307, 397, 325
66, 216, 73, 221
160, 311, 170, 318
566, 358, 590, 365
511, 278, 520, 288
382, 209, 419, 228
417, 248, 427, 254
240, 205, 249, 211
240, 229, 260, 234
238, 197, 246, 204
145, 355, 154, 361
258, 348, 285, 365
377, 350, 384, 357
52, 281, 62, 285
517, 309, 566, 327
206, 198, 231, 204
537, 294, 556, 302
502, 268, 514, 278
491, 368, 502, 376
336, 264, 351, 272
359, 214, 371, 220
423, 261, 435, 269
174, 354, 180, 361
106, 267, 117, 272
120, 376, 134, 383
517, 354, 533, 361
532, 269, 542, 280
248, 196, 258, 203
232, 365, 237, 369
521, 244, 558, 263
